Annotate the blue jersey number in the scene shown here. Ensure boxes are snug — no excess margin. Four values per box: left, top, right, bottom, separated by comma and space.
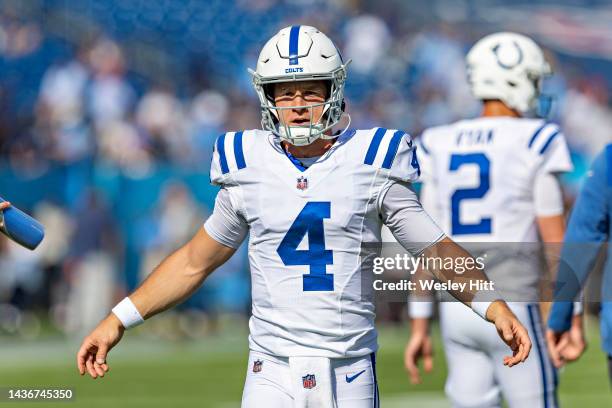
277, 202, 334, 291
449, 153, 492, 235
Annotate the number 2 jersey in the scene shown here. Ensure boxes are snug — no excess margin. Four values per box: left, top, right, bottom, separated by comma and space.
417, 117, 573, 300
204, 128, 444, 358
418, 117, 573, 242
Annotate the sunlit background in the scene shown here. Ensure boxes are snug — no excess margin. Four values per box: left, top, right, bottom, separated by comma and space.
0, 1, 611, 406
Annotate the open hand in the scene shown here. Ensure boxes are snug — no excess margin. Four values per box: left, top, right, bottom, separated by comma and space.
77, 314, 125, 379
486, 301, 532, 367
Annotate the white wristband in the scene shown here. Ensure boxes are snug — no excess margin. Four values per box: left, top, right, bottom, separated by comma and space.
471, 290, 503, 320
112, 297, 144, 329
573, 300, 583, 315
409, 301, 434, 319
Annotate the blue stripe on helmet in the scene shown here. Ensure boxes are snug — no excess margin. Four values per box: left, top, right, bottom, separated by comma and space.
364, 128, 388, 165
216, 133, 229, 174
381, 130, 406, 169
233, 131, 246, 170
289, 25, 301, 65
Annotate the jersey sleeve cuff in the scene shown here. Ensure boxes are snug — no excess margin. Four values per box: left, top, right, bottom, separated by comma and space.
408, 300, 434, 319
203, 221, 242, 249
411, 233, 446, 256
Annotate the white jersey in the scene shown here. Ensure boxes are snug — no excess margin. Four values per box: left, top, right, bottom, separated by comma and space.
205, 127, 443, 358
418, 117, 573, 243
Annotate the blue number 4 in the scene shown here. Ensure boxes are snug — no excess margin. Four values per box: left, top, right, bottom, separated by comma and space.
277, 202, 334, 291
449, 153, 492, 235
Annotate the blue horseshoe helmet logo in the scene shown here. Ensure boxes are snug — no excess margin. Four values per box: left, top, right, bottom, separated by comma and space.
492, 41, 523, 69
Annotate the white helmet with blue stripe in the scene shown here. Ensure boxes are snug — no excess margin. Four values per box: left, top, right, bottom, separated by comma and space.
249, 25, 350, 146
466, 32, 552, 116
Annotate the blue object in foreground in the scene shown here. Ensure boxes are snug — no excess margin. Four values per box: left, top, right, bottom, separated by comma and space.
0, 196, 45, 250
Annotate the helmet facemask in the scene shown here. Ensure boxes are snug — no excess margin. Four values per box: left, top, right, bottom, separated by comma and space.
250, 64, 349, 146
526, 67, 554, 118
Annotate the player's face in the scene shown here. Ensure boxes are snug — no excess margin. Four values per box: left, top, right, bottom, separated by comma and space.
272, 80, 327, 128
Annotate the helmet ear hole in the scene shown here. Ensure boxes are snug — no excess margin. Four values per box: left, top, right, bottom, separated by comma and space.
269, 111, 279, 125
263, 84, 275, 103
507, 81, 517, 88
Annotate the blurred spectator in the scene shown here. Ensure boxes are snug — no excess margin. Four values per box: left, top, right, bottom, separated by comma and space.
187, 89, 229, 165
63, 189, 119, 335
343, 14, 391, 75
562, 80, 612, 157
38, 58, 89, 125
136, 87, 189, 163
87, 39, 135, 127
97, 120, 153, 177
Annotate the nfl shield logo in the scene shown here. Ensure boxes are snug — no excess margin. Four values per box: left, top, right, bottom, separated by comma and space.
296, 176, 308, 190
252, 360, 263, 373
302, 374, 316, 389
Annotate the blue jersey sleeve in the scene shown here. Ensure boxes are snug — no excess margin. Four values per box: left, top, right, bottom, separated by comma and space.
549, 145, 611, 332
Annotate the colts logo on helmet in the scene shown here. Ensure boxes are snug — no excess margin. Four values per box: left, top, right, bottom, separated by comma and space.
492, 41, 523, 70
285, 67, 304, 73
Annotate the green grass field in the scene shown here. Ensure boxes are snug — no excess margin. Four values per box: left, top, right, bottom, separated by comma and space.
1, 317, 610, 407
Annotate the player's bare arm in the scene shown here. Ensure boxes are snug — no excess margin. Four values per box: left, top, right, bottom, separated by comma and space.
76, 228, 236, 379
535, 178, 565, 322
404, 317, 433, 384
422, 237, 532, 367
403, 262, 436, 384
535, 176, 586, 366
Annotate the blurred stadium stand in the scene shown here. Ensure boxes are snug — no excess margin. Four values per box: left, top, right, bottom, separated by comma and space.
0, 0, 610, 337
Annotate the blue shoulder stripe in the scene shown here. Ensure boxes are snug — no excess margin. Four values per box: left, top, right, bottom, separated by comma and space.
381, 130, 406, 169
538, 130, 560, 155
233, 131, 246, 169
528, 122, 553, 149
216, 133, 229, 174
364, 128, 387, 165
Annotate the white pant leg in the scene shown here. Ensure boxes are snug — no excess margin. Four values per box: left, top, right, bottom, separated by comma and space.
440, 302, 501, 408
334, 353, 378, 408
241, 350, 379, 408
440, 302, 558, 408
492, 304, 558, 408
241, 351, 293, 408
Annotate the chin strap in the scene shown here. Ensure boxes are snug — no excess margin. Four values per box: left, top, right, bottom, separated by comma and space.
327, 112, 351, 139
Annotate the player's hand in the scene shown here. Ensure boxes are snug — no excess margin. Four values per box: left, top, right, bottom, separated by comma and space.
546, 329, 568, 368
561, 315, 587, 361
485, 300, 532, 367
77, 313, 125, 379
404, 318, 434, 384
546, 315, 587, 368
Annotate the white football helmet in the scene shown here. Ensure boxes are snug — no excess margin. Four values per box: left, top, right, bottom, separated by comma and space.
249, 25, 350, 146
466, 32, 552, 115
